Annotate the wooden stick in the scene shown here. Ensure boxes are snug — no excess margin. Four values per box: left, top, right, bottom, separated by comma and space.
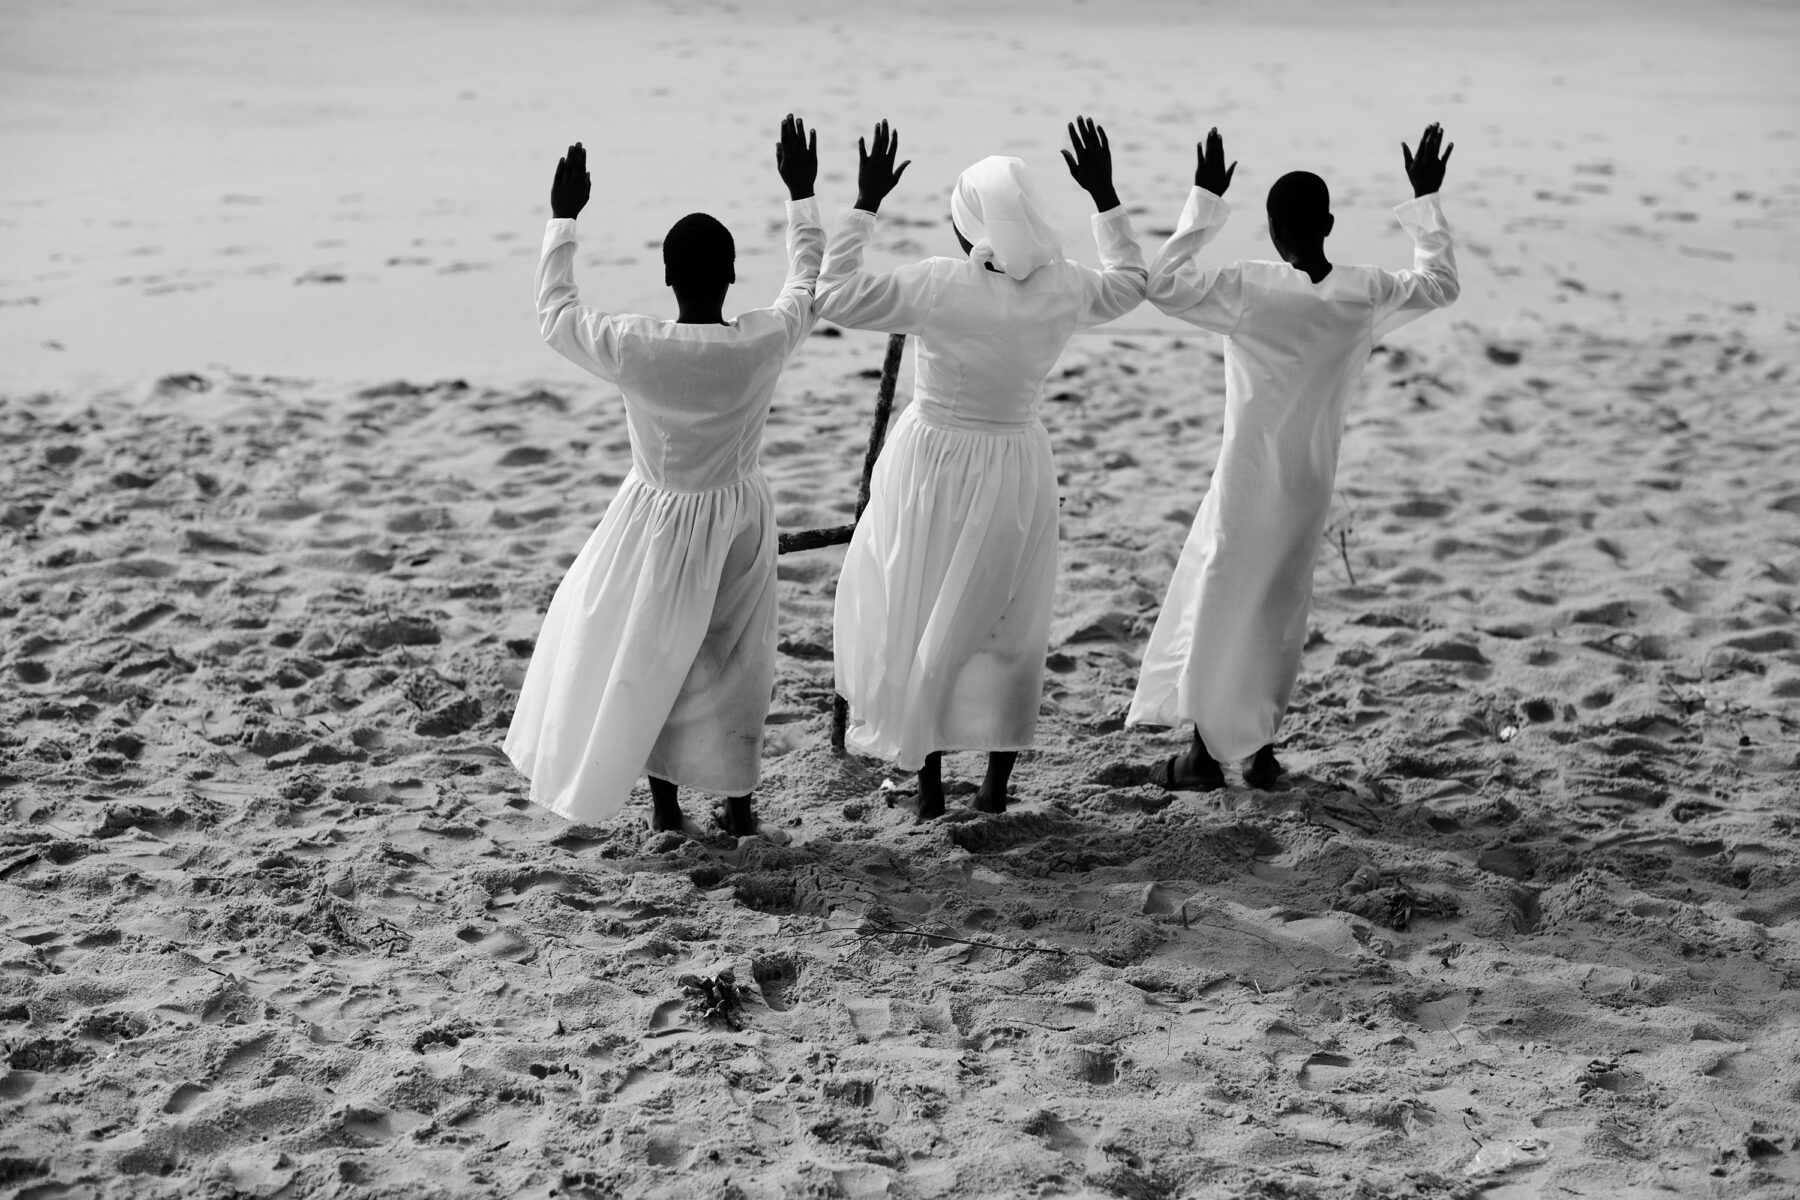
776, 524, 855, 554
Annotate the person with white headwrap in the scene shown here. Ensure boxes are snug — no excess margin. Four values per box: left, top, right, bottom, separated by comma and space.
816, 117, 1148, 821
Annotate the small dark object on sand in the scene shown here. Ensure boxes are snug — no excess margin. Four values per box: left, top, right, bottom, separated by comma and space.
679, 969, 749, 1031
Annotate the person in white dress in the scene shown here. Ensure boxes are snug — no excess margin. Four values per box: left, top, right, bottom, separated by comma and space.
504, 118, 823, 838
1129, 123, 1460, 790
818, 117, 1148, 820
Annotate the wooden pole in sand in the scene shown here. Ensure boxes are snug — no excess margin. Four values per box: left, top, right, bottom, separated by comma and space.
773, 332, 906, 750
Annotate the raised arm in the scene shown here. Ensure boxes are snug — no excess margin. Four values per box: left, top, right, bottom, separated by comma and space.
536, 142, 624, 381
814, 120, 935, 333
1147, 129, 1244, 335
1373, 122, 1460, 339
1062, 116, 1147, 326
771, 113, 825, 349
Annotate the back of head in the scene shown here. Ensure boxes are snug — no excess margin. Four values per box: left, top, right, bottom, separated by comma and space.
663, 212, 735, 291
1266, 171, 1332, 242
949, 156, 1064, 281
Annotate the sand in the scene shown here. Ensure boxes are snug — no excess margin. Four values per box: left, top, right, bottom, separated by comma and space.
3, 1, 1800, 1197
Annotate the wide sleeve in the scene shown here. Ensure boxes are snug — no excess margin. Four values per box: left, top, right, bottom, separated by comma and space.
1146, 187, 1245, 336
770, 196, 824, 352
536, 218, 624, 383
814, 207, 936, 335
1371, 193, 1459, 340
1073, 205, 1149, 328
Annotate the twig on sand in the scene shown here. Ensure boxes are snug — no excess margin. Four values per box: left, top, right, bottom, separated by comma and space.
1324, 509, 1357, 586
838, 921, 1076, 959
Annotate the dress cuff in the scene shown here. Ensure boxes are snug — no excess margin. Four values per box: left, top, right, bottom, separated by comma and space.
786, 196, 821, 224
1393, 194, 1445, 228
837, 207, 878, 228
1182, 187, 1232, 226
542, 217, 577, 250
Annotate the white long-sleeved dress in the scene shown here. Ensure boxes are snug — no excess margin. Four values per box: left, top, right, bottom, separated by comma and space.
817, 206, 1147, 770
1128, 189, 1459, 760
504, 199, 823, 821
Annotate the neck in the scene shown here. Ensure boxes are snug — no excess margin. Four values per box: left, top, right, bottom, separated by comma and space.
1283, 245, 1332, 283
676, 307, 726, 325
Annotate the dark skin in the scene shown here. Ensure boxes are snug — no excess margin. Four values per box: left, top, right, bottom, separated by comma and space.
856, 116, 1124, 821
549, 116, 818, 327
550, 118, 820, 840
1159, 122, 1454, 794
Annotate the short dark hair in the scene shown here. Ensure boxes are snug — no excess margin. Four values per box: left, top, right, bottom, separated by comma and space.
663, 212, 734, 288
1266, 171, 1331, 239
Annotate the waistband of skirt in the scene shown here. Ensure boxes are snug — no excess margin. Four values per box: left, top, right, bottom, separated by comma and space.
906, 404, 1045, 437
622, 466, 770, 497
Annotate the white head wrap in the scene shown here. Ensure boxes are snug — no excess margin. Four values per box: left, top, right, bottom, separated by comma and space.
949, 156, 1064, 282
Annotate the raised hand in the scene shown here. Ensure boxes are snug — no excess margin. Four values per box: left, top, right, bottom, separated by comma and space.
1060, 115, 1120, 212
1402, 122, 1454, 198
854, 120, 911, 214
551, 142, 590, 220
776, 113, 817, 201
1194, 126, 1236, 197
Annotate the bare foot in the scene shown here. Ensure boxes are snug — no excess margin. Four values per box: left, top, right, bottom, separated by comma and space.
973, 750, 1015, 813
1149, 741, 1225, 792
718, 795, 756, 837
1243, 744, 1285, 790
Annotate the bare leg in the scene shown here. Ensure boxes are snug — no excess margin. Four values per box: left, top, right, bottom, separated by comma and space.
1243, 743, 1284, 790
973, 751, 1016, 813
916, 752, 946, 822
648, 775, 685, 831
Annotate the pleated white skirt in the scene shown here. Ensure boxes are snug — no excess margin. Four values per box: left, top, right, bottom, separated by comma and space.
504, 470, 776, 822
834, 406, 1058, 770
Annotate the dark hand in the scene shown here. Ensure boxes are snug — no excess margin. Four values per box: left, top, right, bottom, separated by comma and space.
1194, 127, 1236, 197
1060, 115, 1120, 212
551, 142, 590, 220
1402, 122, 1453, 198
854, 119, 910, 213
776, 113, 818, 201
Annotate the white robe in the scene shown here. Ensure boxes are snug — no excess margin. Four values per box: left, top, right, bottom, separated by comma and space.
817, 204, 1147, 769
504, 198, 822, 821
1128, 189, 1459, 759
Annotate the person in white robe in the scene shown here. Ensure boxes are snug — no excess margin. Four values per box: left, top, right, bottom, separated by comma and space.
817, 117, 1148, 819
504, 118, 823, 838
1129, 123, 1460, 790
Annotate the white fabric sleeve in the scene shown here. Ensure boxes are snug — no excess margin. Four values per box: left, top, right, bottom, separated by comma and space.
536, 218, 624, 383
1372, 193, 1459, 340
814, 208, 936, 334
1147, 187, 1245, 336
1073, 205, 1149, 328
772, 196, 824, 352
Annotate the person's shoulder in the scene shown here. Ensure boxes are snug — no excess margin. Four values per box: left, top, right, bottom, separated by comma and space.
725, 308, 805, 343
607, 313, 666, 338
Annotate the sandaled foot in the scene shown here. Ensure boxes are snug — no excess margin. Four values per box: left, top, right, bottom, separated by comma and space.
1243, 744, 1285, 790
1149, 752, 1225, 792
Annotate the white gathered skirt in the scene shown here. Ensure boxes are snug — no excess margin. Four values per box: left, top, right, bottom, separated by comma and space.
504, 470, 776, 822
834, 406, 1058, 770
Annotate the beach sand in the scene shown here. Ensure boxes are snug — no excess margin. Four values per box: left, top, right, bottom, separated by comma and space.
3, 1, 1799, 1196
